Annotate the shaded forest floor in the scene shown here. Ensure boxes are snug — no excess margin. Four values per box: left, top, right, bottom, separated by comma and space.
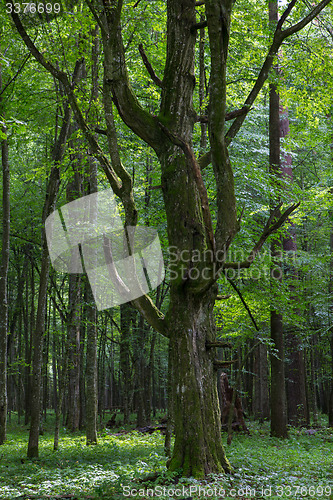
1, 414, 333, 499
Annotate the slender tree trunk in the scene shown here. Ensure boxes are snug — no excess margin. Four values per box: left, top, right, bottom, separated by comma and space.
328, 189, 333, 427
199, 16, 207, 151
27, 104, 71, 457
120, 303, 132, 425
329, 333, 333, 427
24, 259, 34, 425
54, 326, 68, 451
0, 94, 10, 445
65, 170, 82, 433
85, 30, 99, 444
269, 0, 288, 439
85, 279, 98, 444
66, 272, 81, 432
253, 343, 270, 421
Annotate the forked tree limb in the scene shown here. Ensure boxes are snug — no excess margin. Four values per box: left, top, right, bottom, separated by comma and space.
198, 106, 250, 124
226, 0, 332, 144
223, 202, 300, 270
199, 0, 333, 172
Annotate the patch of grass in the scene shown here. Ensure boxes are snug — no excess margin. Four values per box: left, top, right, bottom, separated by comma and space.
0, 416, 332, 499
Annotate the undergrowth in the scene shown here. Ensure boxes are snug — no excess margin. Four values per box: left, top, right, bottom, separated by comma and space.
0, 414, 332, 499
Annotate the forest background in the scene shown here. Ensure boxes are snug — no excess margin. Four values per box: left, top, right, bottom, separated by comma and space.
1, 0, 333, 497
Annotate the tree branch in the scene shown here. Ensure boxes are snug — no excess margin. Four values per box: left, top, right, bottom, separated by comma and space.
206, 340, 232, 349
198, 106, 250, 124
0, 52, 31, 97
213, 359, 238, 369
9, 7, 123, 198
132, 295, 168, 337
282, 0, 332, 38
226, 0, 332, 144
138, 43, 163, 88
101, 1, 161, 152
215, 294, 231, 300
190, 20, 207, 33
276, 0, 298, 31
85, 0, 107, 34
223, 202, 300, 269
198, 150, 212, 170
227, 279, 260, 331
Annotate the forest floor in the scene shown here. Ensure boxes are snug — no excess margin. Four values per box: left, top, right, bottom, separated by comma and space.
0, 413, 332, 500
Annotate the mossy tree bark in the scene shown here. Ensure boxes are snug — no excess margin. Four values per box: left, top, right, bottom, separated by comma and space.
166, 288, 232, 476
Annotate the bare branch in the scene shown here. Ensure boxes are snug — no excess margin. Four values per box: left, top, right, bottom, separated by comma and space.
198, 150, 211, 170
198, 106, 251, 123
215, 294, 231, 300
132, 296, 168, 337
227, 279, 260, 331
138, 44, 163, 88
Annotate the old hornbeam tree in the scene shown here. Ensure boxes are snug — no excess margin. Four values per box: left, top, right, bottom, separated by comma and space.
9, 0, 332, 477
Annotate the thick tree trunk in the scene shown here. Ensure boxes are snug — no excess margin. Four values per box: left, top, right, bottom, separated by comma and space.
0, 120, 10, 445
167, 288, 232, 476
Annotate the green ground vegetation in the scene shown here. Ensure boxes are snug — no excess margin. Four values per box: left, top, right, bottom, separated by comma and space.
0, 413, 332, 500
